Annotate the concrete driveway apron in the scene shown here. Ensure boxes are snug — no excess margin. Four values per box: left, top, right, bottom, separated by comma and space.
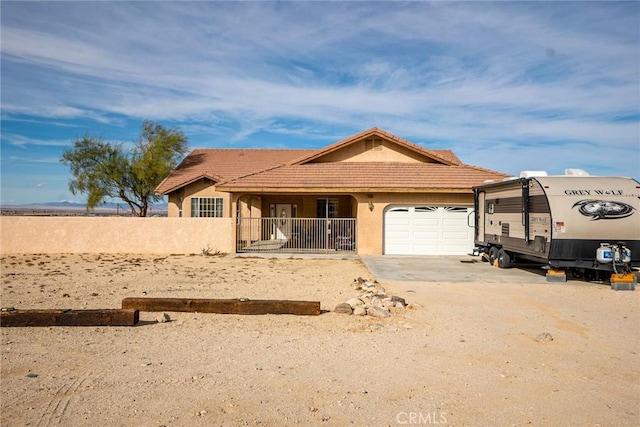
360, 255, 547, 283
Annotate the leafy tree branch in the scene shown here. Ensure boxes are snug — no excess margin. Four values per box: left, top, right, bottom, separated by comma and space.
61, 120, 188, 217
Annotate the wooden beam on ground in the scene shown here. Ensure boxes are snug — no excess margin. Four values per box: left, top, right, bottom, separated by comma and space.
122, 297, 321, 316
0, 309, 139, 327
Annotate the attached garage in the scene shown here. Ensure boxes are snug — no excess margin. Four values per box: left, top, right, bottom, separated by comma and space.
384, 206, 474, 255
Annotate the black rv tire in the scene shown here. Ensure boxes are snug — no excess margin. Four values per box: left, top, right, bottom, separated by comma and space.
489, 247, 499, 266
497, 249, 511, 269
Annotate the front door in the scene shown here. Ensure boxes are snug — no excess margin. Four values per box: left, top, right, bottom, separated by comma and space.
275, 204, 292, 240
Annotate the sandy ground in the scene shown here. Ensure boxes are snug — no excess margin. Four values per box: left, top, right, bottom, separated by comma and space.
1, 253, 638, 426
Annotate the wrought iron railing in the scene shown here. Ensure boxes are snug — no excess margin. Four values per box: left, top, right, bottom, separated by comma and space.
237, 217, 357, 253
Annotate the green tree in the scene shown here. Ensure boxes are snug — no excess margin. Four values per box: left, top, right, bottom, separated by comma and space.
61, 120, 188, 217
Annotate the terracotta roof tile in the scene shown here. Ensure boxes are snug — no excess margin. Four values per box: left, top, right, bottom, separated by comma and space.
217, 162, 508, 192
431, 149, 460, 165
155, 148, 315, 195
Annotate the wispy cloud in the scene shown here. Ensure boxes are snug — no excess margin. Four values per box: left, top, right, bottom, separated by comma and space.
3, 133, 72, 148
0, 1, 638, 203
7, 155, 62, 164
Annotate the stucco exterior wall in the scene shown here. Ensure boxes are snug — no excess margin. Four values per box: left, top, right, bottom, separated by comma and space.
0, 217, 234, 255
167, 179, 232, 217
316, 139, 428, 163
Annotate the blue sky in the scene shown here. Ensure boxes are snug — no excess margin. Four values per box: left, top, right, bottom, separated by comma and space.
1, 1, 639, 204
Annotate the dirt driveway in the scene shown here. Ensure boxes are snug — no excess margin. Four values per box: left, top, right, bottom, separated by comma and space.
1, 253, 638, 426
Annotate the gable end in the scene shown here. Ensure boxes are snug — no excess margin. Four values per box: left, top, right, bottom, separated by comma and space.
290, 127, 459, 166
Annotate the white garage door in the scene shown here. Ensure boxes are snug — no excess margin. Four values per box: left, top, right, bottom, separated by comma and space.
384, 206, 473, 255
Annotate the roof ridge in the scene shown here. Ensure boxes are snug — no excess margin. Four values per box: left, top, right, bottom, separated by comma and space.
286, 127, 380, 165
288, 128, 458, 166
374, 129, 460, 165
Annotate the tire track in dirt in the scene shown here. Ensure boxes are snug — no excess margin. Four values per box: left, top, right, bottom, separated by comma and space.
36, 371, 92, 427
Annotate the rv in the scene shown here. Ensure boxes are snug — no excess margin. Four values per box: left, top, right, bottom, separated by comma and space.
473, 171, 639, 287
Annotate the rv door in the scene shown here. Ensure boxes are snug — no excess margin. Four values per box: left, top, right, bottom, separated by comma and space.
475, 189, 486, 243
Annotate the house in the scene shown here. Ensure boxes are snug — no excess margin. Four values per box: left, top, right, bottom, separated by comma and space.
155, 127, 508, 255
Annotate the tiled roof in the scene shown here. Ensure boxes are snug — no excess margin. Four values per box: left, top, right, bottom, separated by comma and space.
155, 148, 315, 195
217, 162, 508, 192
430, 150, 460, 165
156, 128, 508, 195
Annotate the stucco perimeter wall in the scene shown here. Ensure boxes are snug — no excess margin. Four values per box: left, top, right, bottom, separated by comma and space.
0, 217, 234, 255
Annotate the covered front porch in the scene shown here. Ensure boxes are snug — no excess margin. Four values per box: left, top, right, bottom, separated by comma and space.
235, 194, 358, 254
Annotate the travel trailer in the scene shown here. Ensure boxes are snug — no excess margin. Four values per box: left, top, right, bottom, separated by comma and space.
473, 170, 639, 288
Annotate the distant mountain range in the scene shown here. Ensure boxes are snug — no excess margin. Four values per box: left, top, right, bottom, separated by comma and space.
0, 201, 168, 215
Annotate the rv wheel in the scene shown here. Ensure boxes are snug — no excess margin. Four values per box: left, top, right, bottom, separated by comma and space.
497, 249, 511, 268
489, 247, 499, 266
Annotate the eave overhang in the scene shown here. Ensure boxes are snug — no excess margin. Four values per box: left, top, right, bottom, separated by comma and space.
155, 172, 224, 196
214, 186, 473, 194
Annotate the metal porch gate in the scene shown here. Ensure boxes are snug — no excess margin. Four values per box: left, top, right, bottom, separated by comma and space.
236, 218, 357, 253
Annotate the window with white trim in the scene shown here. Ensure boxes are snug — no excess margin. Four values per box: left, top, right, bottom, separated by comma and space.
191, 197, 223, 217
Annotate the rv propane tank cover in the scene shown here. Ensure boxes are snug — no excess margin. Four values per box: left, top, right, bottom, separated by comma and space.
614, 245, 632, 263
596, 244, 613, 263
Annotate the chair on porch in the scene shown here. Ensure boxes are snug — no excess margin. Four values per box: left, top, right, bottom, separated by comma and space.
334, 224, 355, 251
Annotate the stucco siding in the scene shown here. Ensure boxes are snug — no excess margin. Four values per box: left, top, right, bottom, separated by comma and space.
315, 139, 426, 163
168, 179, 232, 217
0, 217, 234, 254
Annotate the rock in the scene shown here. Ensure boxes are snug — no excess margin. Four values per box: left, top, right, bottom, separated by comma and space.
156, 313, 171, 323
367, 306, 391, 318
346, 298, 364, 309
353, 306, 367, 316
369, 296, 382, 307
354, 277, 369, 289
25, 372, 38, 378
535, 332, 553, 343
391, 296, 406, 306
382, 299, 396, 309
334, 303, 353, 314
394, 302, 406, 309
